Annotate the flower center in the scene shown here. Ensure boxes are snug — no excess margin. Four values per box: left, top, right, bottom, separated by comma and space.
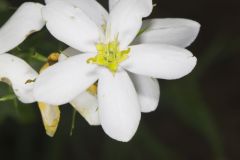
87, 39, 130, 73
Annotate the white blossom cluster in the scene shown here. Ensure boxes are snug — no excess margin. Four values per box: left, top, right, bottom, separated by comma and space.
0, 0, 200, 142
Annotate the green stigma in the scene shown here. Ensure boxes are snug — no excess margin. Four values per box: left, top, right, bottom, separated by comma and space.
87, 39, 130, 73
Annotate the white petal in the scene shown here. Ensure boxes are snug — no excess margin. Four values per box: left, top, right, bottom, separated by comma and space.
109, 0, 120, 11
70, 91, 100, 126
38, 102, 60, 137
34, 53, 99, 105
57, 55, 100, 126
45, 0, 108, 27
0, 2, 45, 54
107, 0, 153, 49
122, 44, 197, 79
58, 48, 82, 66
58, 53, 100, 125
133, 18, 200, 47
61, 47, 82, 57
0, 54, 38, 103
58, 53, 68, 62
44, 0, 52, 4
42, 1, 104, 52
98, 69, 141, 142
129, 73, 160, 113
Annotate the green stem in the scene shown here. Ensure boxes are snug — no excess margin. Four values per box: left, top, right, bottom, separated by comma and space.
0, 94, 16, 102
30, 52, 48, 62
70, 109, 77, 136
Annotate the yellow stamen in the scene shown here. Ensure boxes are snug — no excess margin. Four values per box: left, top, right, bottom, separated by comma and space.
87, 39, 130, 73
47, 52, 60, 65
48, 52, 59, 61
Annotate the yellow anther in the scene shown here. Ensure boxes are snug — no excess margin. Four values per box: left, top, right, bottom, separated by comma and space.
48, 53, 60, 62
40, 52, 60, 73
87, 39, 130, 73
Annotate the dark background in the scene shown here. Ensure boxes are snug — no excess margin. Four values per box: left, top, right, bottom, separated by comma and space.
0, 0, 240, 159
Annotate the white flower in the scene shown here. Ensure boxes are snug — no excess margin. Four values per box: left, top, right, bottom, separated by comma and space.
0, 2, 45, 102
0, 2, 99, 136
0, 52, 60, 137
0, 2, 59, 136
34, 0, 199, 142
0, 52, 99, 136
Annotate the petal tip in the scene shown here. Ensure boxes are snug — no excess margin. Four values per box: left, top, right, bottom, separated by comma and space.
103, 128, 136, 142
101, 112, 141, 142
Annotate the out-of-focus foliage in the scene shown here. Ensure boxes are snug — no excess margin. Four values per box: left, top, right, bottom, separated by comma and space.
0, 0, 9, 12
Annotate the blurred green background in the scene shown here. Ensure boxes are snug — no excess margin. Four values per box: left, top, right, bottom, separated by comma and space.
0, 0, 240, 160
